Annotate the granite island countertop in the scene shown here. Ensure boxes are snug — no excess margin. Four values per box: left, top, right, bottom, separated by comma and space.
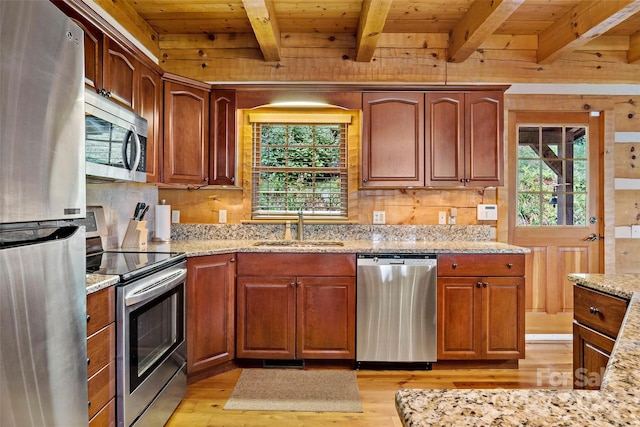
395, 273, 640, 426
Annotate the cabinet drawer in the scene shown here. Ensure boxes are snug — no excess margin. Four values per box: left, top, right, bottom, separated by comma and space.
88, 361, 115, 419
87, 287, 115, 336
438, 254, 524, 277
89, 397, 115, 427
87, 323, 115, 378
238, 253, 356, 277
574, 286, 628, 338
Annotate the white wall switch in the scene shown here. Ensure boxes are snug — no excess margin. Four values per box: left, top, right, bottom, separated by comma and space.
219, 209, 227, 223
449, 207, 457, 224
171, 210, 180, 223
477, 204, 498, 221
438, 211, 447, 225
373, 211, 386, 224
632, 224, 640, 238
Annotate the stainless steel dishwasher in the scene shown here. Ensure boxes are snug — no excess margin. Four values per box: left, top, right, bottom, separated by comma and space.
356, 253, 437, 367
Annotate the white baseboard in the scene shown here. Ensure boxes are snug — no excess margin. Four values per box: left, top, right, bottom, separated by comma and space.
526, 334, 573, 341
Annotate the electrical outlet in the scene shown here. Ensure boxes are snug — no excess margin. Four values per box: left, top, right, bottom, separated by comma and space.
219, 209, 227, 223
438, 211, 447, 225
373, 211, 386, 224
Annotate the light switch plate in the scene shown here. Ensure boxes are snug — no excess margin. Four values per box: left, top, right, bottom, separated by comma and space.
219, 209, 227, 223
373, 211, 386, 224
632, 224, 640, 238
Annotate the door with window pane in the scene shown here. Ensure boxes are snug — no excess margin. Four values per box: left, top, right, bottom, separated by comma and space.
509, 112, 602, 335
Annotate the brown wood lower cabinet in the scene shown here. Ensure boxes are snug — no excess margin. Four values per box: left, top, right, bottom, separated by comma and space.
573, 285, 628, 390
186, 254, 236, 378
437, 254, 525, 360
86, 287, 115, 426
236, 253, 356, 360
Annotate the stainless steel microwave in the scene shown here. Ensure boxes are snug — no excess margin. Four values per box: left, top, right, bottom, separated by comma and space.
85, 89, 147, 182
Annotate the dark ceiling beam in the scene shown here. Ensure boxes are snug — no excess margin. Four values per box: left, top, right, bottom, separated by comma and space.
355, 0, 393, 62
242, 0, 281, 62
448, 0, 525, 63
538, 0, 640, 64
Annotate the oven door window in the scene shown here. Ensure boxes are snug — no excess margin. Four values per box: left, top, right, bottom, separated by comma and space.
129, 285, 184, 392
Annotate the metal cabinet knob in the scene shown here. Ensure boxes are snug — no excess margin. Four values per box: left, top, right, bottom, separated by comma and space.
507, 263, 513, 269
589, 306, 600, 315
452, 263, 458, 269
476, 282, 482, 288
86, 315, 90, 323
230, 258, 235, 263
483, 282, 488, 288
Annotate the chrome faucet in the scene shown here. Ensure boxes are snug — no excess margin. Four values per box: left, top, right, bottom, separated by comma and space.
297, 208, 304, 241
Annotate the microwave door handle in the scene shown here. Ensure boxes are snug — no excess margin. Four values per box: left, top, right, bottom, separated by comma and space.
122, 129, 132, 171
130, 125, 142, 175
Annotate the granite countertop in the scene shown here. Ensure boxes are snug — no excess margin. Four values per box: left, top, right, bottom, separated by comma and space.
395, 273, 640, 427
86, 273, 119, 295
145, 238, 530, 257
85, 238, 527, 294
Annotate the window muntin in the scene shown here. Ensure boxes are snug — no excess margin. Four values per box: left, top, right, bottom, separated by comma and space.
516, 125, 588, 226
251, 122, 348, 218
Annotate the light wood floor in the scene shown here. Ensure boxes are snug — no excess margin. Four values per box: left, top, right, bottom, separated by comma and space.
166, 342, 572, 427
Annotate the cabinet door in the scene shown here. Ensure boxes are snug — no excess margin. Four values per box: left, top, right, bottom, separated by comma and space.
482, 276, 525, 359
103, 38, 137, 109
296, 276, 355, 359
137, 62, 162, 183
187, 254, 236, 375
573, 322, 614, 390
163, 81, 210, 185
362, 93, 425, 187
236, 276, 296, 359
437, 277, 482, 359
210, 90, 237, 186
425, 93, 464, 186
465, 91, 503, 186
72, 18, 103, 93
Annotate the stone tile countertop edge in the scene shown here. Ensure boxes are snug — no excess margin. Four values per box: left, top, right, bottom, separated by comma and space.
86, 274, 119, 295
395, 273, 640, 427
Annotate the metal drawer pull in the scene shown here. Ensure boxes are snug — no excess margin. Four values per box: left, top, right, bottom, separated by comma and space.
507, 263, 513, 269
477, 281, 482, 288
452, 263, 457, 269
589, 306, 600, 314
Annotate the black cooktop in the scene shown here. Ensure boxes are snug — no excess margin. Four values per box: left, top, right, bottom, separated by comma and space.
86, 250, 186, 283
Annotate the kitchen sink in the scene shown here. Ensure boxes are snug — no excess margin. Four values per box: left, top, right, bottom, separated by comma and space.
253, 240, 345, 247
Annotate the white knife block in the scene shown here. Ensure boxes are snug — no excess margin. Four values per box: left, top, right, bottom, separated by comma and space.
121, 219, 148, 249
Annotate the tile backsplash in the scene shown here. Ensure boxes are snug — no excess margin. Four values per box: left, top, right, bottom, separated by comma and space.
87, 182, 158, 249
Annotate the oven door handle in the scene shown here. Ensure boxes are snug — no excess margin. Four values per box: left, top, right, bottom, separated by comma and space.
124, 268, 187, 307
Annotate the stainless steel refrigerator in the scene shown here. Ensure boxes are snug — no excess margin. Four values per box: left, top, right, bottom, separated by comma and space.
0, 2, 87, 426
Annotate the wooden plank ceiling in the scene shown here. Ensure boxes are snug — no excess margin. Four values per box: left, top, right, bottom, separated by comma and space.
120, 0, 640, 64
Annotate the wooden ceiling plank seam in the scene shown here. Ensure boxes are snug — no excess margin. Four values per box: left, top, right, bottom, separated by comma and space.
241, 0, 281, 62
355, 0, 394, 62
93, 0, 160, 58
537, 0, 640, 64
629, 30, 640, 63
447, 0, 526, 63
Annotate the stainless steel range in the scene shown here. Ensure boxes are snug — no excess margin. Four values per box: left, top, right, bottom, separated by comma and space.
86, 210, 187, 427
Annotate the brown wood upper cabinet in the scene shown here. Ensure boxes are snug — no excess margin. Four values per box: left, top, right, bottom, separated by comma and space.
362, 92, 425, 187
362, 90, 504, 188
137, 61, 163, 183
426, 92, 504, 186
103, 38, 137, 110
210, 90, 237, 186
163, 76, 210, 185
437, 254, 525, 360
